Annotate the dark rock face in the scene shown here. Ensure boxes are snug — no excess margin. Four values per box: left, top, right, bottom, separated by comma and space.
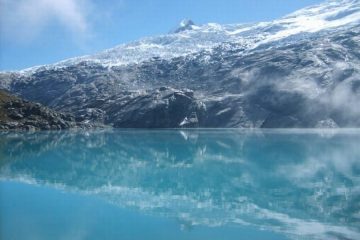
0, 90, 95, 130
107, 87, 201, 128
1, 25, 360, 128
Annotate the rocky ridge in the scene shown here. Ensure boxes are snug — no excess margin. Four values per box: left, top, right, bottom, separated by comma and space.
0, 90, 96, 130
1, 0, 359, 129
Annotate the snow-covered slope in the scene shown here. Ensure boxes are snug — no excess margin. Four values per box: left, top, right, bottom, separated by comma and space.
1, 0, 360, 128
19, 0, 360, 74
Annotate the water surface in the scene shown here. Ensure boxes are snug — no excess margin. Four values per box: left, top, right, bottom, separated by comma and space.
0, 129, 359, 240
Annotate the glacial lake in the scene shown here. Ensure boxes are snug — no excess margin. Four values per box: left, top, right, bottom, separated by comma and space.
0, 129, 359, 240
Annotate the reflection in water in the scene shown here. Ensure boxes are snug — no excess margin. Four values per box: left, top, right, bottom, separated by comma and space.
0, 129, 360, 240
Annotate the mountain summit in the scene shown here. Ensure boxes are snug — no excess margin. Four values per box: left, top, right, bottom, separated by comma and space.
174, 19, 197, 33
12, 0, 360, 72
1, 0, 360, 129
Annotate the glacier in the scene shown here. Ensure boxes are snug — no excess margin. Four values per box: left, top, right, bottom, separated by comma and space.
0, 0, 360, 128
13, 0, 360, 72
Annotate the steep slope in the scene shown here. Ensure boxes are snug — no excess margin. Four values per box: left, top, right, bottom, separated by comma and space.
1, 0, 359, 128
0, 90, 93, 130
13, 0, 360, 72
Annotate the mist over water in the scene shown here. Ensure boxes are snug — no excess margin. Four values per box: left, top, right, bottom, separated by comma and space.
1, 129, 359, 240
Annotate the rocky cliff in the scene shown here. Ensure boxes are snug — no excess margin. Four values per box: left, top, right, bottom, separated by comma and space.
0, 90, 95, 130
1, 0, 359, 128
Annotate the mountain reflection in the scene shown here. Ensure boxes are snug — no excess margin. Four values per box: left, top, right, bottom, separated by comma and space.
1, 129, 360, 240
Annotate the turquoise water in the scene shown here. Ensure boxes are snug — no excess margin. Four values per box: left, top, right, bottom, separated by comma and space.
0, 129, 359, 240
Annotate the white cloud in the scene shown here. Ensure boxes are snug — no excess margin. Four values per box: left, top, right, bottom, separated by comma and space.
0, 0, 91, 43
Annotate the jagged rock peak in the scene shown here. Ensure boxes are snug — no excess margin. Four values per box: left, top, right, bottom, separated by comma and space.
174, 19, 196, 33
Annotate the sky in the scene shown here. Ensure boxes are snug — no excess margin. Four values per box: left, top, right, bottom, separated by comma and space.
0, 0, 325, 71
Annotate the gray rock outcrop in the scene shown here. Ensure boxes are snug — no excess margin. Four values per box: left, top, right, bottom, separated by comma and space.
0, 90, 97, 130
1, 1, 359, 129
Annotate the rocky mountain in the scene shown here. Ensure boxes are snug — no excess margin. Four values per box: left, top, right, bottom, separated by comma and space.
0, 90, 95, 130
1, 0, 360, 128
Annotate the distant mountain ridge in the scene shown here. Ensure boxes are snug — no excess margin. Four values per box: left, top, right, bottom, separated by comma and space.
10, 0, 359, 73
1, 0, 360, 128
